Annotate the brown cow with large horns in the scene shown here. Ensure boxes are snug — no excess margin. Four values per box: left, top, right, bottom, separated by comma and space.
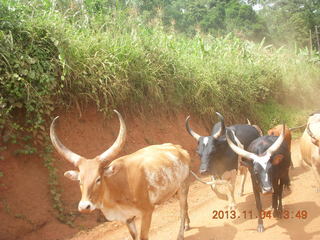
50, 110, 191, 240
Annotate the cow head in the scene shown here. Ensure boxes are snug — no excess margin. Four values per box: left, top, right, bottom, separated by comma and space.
307, 123, 320, 147
226, 125, 285, 193
50, 110, 126, 213
185, 112, 225, 175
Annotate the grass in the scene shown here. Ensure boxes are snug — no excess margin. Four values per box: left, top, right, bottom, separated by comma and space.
252, 101, 313, 138
0, 2, 319, 135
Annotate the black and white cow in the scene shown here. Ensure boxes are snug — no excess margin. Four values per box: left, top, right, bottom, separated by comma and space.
186, 112, 261, 209
226, 125, 291, 232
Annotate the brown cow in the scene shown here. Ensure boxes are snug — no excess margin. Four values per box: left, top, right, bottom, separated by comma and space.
50, 110, 191, 240
300, 114, 320, 186
267, 123, 306, 153
268, 125, 292, 152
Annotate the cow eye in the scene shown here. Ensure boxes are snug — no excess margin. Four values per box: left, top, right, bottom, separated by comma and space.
96, 178, 101, 184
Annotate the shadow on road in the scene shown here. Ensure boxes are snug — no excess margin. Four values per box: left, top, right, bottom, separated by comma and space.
268, 201, 320, 240
185, 223, 237, 240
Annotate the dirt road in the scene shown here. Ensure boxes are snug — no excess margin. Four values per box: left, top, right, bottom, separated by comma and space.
70, 140, 320, 240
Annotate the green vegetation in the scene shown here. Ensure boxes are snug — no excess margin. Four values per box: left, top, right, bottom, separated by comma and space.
257, 0, 320, 48
1, 1, 318, 133
253, 101, 309, 131
41, 141, 76, 226
157, 0, 268, 40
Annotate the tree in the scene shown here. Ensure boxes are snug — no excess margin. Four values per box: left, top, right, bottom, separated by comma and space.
255, 0, 320, 47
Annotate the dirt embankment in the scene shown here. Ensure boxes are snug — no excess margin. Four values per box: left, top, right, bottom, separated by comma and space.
0, 107, 208, 240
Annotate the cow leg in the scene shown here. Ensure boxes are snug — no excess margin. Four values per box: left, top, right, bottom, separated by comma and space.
272, 178, 279, 217
311, 161, 320, 186
228, 171, 237, 210
177, 181, 190, 240
249, 171, 264, 232
278, 179, 284, 217
126, 217, 138, 240
239, 166, 247, 196
218, 170, 236, 210
140, 210, 153, 240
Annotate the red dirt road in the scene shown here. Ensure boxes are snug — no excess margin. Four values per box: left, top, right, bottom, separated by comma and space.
70, 140, 320, 240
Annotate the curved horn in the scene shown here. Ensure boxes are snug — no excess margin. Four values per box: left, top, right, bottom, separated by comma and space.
185, 116, 201, 141
50, 116, 83, 166
306, 123, 317, 141
289, 124, 306, 131
190, 171, 215, 185
190, 170, 229, 185
266, 124, 285, 155
97, 110, 127, 163
226, 129, 257, 161
247, 119, 263, 136
253, 125, 263, 136
213, 112, 225, 139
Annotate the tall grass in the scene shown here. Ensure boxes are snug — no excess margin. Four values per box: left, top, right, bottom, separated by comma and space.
0, 1, 319, 142
274, 47, 320, 107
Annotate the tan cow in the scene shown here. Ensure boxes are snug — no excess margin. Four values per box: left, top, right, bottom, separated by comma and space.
300, 114, 320, 186
50, 110, 191, 240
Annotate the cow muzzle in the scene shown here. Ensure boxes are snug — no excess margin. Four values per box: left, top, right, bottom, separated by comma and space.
78, 200, 95, 213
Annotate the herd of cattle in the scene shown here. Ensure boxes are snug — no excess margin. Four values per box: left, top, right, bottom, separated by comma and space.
49, 110, 320, 240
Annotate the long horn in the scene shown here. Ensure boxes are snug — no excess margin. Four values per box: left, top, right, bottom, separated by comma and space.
246, 119, 263, 136
232, 131, 245, 163
306, 123, 317, 141
289, 124, 306, 131
190, 171, 229, 185
50, 116, 83, 166
185, 116, 201, 141
253, 125, 263, 136
266, 124, 285, 155
226, 129, 257, 161
97, 110, 126, 163
190, 171, 215, 185
213, 112, 225, 139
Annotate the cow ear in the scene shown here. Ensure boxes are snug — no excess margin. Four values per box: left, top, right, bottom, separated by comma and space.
272, 154, 284, 165
64, 170, 79, 181
104, 164, 121, 177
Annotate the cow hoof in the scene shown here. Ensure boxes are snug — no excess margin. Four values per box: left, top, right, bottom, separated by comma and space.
273, 209, 282, 219
285, 185, 292, 192
273, 210, 279, 218
257, 224, 265, 232
277, 207, 283, 218
228, 204, 236, 211
184, 224, 190, 231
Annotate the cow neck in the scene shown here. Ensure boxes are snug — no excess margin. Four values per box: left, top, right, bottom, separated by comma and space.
99, 175, 126, 209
